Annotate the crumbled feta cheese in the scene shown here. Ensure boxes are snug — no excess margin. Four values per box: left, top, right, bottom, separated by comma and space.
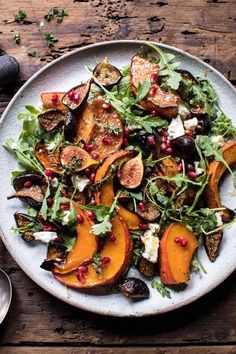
45, 142, 56, 151
71, 175, 90, 192
51, 177, 59, 188
178, 104, 190, 120
167, 115, 185, 140
194, 161, 204, 176
62, 210, 71, 226
33, 231, 57, 244
215, 212, 223, 226
211, 135, 225, 147
141, 223, 160, 263
184, 117, 198, 131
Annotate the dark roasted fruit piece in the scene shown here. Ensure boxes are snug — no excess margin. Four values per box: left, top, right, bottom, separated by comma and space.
40, 259, 63, 271
62, 82, 90, 110
0, 55, 20, 86
14, 212, 41, 242
38, 109, 64, 131
13, 173, 43, 191
177, 69, 198, 84
204, 231, 223, 262
93, 58, 122, 88
136, 201, 160, 221
60, 145, 98, 172
117, 277, 150, 300
137, 257, 155, 278
64, 110, 77, 142
118, 153, 144, 189
172, 136, 196, 160
42, 242, 67, 271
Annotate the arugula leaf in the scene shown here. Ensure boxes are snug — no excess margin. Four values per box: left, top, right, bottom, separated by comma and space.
39, 178, 50, 220
78, 204, 110, 222
123, 190, 143, 201
151, 279, 171, 299
144, 42, 182, 90
135, 80, 151, 102
63, 235, 76, 252
212, 111, 236, 139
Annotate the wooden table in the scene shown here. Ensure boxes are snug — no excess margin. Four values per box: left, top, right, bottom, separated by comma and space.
0, 0, 236, 353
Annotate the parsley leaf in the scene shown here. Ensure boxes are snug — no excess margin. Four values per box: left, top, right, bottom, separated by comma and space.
45, 32, 58, 48
151, 279, 171, 299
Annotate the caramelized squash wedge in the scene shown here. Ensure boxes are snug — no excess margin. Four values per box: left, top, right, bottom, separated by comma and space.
159, 223, 199, 285
76, 102, 95, 143
55, 214, 133, 288
41, 92, 67, 113
205, 141, 236, 221
53, 206, 97, 274
35, 141, 62, 173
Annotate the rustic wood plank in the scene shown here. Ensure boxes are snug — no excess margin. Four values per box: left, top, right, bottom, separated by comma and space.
1, 346, 236, 354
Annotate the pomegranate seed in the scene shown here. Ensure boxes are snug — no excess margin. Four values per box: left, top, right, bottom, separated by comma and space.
178, 163, 183, 172
43, 224, 52, 231
102, 102, 111, 110
91, 151, 99, 159
174, 237, 181, 243
24, 181, 32, 188
147, 135, 155, 147
90, 173, 95, 182
165, 147, 173, 155
123, 138, 129, 147
102, 256, 111, 265
60, 188, 67, 197
77, 214, 84, 223
160, 143, 167, 151
161, 130, 167, 137
78, 265, 88, 273
55, 237, 64, 244
84, 143, 94, 152
160, 136, 167, 143
196, 124, 205, 133
186, 113, 192, 120
150, 72, 158, 84
180, 239, 188, 247
47, 197, 53, 207
41, 177, 47, 185
109, 234, 116, 242
187, 164, 194, 171
151, 110, 158, 117
85, 168, 92, 176
68, 91, 75, 100
51, 94, 58, 102
185, 130, 193, 137
44, 170, 54, 178
76, 272, 86, 283
117, 169, 122, 178
60, 202, 70, 211
87, 211, 96, 220
102, 137, 112, 145
149, 86, 157, 96
188, 171, 198, 179
90, 198, 96, 206
138, 202, 146, 212
123, 128, 130, 137
139, 223, 148, 231
73, 93, 80, 103
37, 214, 44, 222
166, 140, 172, 148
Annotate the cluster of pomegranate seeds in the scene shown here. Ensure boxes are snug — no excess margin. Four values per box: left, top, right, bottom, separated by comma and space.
51, 94, 58, 103
102, 102, 111, 111
102, 137, 112, 145
138, 202, 146, 212
139, 222, 149, 231
87, 211, 96, 220
60, 202, 70, 211
160, 130, 173, 155
24, 180, 32, 188
187, 163, 197, 180
68, 90, 80, 103
91, 151, 99, 159
60, 188, 67, 197
174, 236, 188, 247
150, 72, 158, 84
47, 197, 53, 207
77, 214, 84, 223
102, 256, 111, 265
44, 170, 54, 179
84, 143, 93, 152
109, 234, 116, 242
149, 86, 157, 96
89, 173, 95, 182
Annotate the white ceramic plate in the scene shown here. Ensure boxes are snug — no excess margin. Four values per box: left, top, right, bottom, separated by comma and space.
0, 40, 236, 317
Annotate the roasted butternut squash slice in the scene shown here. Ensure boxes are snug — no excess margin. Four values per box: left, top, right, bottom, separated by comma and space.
35, 141, 62, 174
55, 214, 133, 288
205, 141, 236, 221
159, 222, 198, 285
41, 92, 67, 113
53, 206, 97, 275
75, 102, 95, 143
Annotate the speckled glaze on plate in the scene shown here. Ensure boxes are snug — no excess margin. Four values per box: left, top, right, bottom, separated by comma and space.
0, 40, 236, 317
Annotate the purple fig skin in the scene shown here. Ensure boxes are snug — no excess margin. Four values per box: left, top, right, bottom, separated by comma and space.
0, 55, 20, 86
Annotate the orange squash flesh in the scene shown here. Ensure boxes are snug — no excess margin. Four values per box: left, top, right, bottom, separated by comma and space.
159, 223, 198, 285
55, 214, 133, 288
205, 141, 236, 214
75, 102, 95, 143
41, 92, 67, 113
35, 141, 62, 174
53, 206, 97, 275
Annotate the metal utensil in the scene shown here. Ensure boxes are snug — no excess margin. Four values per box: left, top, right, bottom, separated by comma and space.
0, 269, 12, 324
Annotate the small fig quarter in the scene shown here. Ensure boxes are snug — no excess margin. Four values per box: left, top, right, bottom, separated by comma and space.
0, 55, 20, 86
118, 152, 144, 189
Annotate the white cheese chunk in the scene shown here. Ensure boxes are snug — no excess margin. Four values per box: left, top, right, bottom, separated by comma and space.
215, 212, 223, 226
141, 223, 160, 263
33, 231, 57, 244
71, 175, 90, 192
45, 142, 56, 151
167, 115, 185, 140
183, 117, 198, 131
61, 210, 71, 226
211, 135, 225, 147
51, 177, 59, 188
194, 161, 204, 176
178, 104, 190, 120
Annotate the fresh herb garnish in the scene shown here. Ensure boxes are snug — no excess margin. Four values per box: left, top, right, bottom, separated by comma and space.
14, 10, 27, 22
45, 32, 58, 48
92, 253, 102, 275
151, 279, 171, 299
28, 51, 40, 58
13, 32, 21, 44
212, 110, 236, 139
44, 7, 68, 23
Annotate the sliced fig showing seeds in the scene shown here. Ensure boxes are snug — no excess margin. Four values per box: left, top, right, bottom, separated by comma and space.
13, 173, 43, 191
137, 257, 155, 278
117, 277, 150, 300
118, 152, 144, 189
13, 186, 44, 207
93, 57, 122, 89
60, 145, 98, 172
62, 82, 90, 111
38, 109, 64, 132
136, 201, 160, 221
14, 212, 41, 242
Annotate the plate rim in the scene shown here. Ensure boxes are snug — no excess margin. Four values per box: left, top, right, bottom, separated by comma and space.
0, 39, 236, 317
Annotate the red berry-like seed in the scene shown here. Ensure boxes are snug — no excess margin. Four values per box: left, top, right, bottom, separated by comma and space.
150, 72, 158, 84
178, 163, 183, 172
47, 197, 53, 206
187, 164, 194, 171
24, 181, 32, 188
85, 168, 91, 176
102, 137, 112, 145
160, 143, 167, 151
90, 173, 95, 182
109, 234, 116, 242
76, 272, 86, 283
84, 143, 93, 152
123, 138, 129, 147
41, 177, 47, 185
166, 140, 172, 148
51, 94, 58, 102
186, 113, 192, 120
37, 214, 44, 222
151, 110, 158, 117
165, 147, 173, 155
160, 136, 167, 143
139, 223, 148, 231
77, 214, 84, 223
44, 169, 54, 178
78, 265, 88, 273
102, 256, 111, 265
180, 239, 188, 247
102, 102, 111, 110
188, 171, 197, 179
60, 188, 67, 197
60, 202, 70, 210
91, 151, 99, 159
149, 86, 157, 96
123, 128, 130, 137
43, 224, 52, 231
87, 211, 96, 220
68, 91, 75, 100
174, 237, 181, 243
117, 169, 122, 179
147, 135, 155, 147
138, 202, 146, 212
161, 130, 167, 137
73, 93, 80, 103
185, 130, 193, 137
55, 237, 64, 244
196, 124, 205, 132
90, 198, 96, 206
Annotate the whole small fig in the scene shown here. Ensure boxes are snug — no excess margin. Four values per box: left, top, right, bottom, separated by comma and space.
0, 55, 20, 86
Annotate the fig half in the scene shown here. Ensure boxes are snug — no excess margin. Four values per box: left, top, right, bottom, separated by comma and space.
93, 58, 122, 89
117, 277, 150, 300
14, 212, 41, 242
118, 152, 144, 189
38, 109, 64, 132
62, 82, 90, 111
60, 145, 98, 172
